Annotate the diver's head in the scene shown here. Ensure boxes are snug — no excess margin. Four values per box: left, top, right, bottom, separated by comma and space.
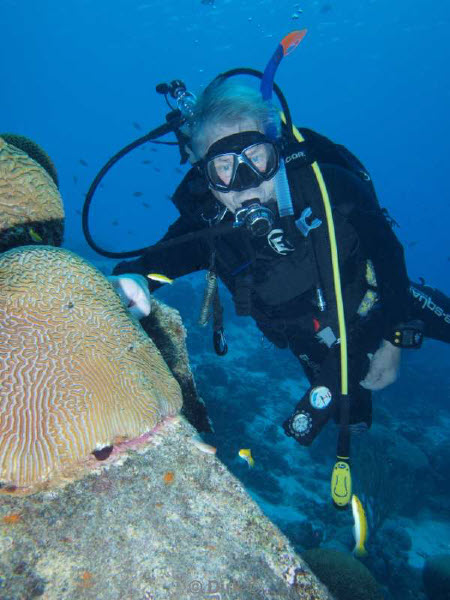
187, 80, 281, 213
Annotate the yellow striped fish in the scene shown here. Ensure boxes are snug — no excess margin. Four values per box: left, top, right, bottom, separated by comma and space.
28, 227, 43, 243
146, 273, 174, 284
238, 448, 254, 468
352, 494, 368, 557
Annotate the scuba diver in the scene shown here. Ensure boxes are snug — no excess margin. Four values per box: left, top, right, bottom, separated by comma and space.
84, 31, 450, 507
111, 76, 449, 433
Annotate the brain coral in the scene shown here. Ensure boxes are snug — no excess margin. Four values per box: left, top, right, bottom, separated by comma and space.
0, 136, 64, 251
302, 548, 383, 600
0, 133, 59, 187
0, 246, 182, 495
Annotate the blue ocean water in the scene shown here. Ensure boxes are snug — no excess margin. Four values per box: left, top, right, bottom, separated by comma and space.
3, 1, 450, 598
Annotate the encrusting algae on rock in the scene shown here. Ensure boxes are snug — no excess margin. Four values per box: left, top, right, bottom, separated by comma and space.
0, 245, 183, 495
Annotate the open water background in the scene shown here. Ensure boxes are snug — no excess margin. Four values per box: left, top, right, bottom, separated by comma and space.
3, 2, 450, 598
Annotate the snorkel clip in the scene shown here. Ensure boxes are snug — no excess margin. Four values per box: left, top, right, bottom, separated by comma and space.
295, 206, 322, 237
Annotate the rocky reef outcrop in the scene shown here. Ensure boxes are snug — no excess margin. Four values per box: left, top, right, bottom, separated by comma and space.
0, 416, 332, 600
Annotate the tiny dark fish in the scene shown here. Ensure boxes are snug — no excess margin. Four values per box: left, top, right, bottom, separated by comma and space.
99, 183, 104, 189
142, 202, 150, 208
320, 3, 332, 13
201, 0, 215, 4
153, 167, 161, 173
174, 167, 183, 174
111, 220, 119, 226
408, 240, 418, 248
79, 159, 88, 166
75, 209, 81, 215
151, 147, 158, 152
127, 230, 134, 235
133, 191, 143, 197
73, 175, 78, 184
141, 160, 152, 165
133, 122, 142, 130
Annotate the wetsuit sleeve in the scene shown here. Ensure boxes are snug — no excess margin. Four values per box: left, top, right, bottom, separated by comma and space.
323, 165, 411, 337
112, 216, 211, 291
113, 168, 213, 290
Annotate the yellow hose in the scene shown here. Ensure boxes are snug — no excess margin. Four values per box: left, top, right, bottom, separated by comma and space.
285, 118, 348, 395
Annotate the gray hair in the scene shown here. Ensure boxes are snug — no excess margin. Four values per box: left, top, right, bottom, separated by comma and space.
187, 78, 281, 159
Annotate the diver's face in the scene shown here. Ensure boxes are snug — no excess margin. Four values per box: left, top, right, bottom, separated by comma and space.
201, 120, 276, 214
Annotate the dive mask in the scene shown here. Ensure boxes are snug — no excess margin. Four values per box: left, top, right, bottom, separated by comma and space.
200, 131, 280, 193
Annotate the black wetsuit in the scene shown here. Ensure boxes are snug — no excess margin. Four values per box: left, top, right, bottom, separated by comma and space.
114, 128, 450, 445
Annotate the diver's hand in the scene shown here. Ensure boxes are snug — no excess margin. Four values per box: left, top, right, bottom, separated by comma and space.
360, 339, 401, 391
108, 274, 151, 319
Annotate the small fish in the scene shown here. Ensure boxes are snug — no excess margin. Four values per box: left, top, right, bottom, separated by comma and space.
79, 159, 88, 166
351, 494, 368, 557
408, 240, 418, 248
320, 3, 332, 13
147, 273, 174, 284
153, 167, 161, 173
28, 227, 43, 243
238, 448, 254, 468
142, 202, 150, 208
133, 191, 143, 197
192, 438, 217, 455
174, 167, 183, 174
133, 121, 142, 130
142, 160, 152, 165
73, 175, 78, 184
111, 220, 119, 226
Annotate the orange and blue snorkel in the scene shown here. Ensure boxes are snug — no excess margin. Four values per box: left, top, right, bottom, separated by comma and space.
261, 30, 307, 139
260, 30, 307, 217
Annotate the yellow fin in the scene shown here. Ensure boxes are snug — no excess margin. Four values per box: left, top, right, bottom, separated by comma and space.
353, 545, 368, 558
238, 448, 254, 467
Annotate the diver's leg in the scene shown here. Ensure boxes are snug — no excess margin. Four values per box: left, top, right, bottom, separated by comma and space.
345, 319, 378, 428
409, 282, 450, 343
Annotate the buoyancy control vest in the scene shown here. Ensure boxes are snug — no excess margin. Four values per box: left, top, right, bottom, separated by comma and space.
279, 126, 379, 318
170, 126, 379, 331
